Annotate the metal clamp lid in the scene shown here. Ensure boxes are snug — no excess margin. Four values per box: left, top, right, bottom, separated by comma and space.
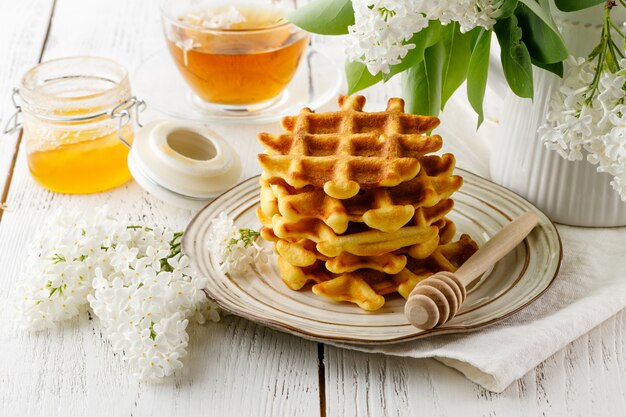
3, 88, 22, 135
110, 97, 146, 148
3, 88, 146, 148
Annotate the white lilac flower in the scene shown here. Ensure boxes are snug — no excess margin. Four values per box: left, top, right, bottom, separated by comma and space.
346, 0, 504, 75
17, 207, 221, 381
88, 237, 217, 381
183, 6, 247, 29
17, 207, 110, 330
346, 0, 429, 75
200, 6, 246, 29
207, 212, 270, 275
538, 57, 626, 201
424, 0, 503, 33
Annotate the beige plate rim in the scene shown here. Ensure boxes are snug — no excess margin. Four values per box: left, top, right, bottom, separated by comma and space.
183, 170, 563, 345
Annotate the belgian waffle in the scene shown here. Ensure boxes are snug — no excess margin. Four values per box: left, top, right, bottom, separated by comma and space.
269, 216, 455, 274
277, 235, 478, 311
260, 153, 462, 234
259, 195, 456, 255
258, 95, 442, 199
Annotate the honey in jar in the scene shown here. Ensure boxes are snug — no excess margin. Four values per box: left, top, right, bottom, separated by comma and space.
162, 3, 309, 107
26, 123, 133, 194
18, 57, 135, 194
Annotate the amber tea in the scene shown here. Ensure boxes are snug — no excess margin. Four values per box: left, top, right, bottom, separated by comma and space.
165, 4, 309, 106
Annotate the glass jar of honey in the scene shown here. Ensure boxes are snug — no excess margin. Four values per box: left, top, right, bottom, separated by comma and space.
13, 57, 138, 194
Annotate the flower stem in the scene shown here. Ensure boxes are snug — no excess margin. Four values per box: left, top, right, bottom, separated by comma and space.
609, 19, 626, 39
585, 1, 624, 104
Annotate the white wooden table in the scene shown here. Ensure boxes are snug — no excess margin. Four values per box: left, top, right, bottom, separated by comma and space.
1, 1, 626, 416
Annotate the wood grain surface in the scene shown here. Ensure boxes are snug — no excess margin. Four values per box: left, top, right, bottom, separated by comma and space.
324, 312, 626, 417
0, 0, 55, 206
0, 1, 625, 416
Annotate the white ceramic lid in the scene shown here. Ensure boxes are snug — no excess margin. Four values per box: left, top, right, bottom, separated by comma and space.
128, 119, 242, 209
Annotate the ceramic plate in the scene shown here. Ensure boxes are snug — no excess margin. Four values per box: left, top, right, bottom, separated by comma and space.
133, 48, 342, 125
183, 171, 562, 345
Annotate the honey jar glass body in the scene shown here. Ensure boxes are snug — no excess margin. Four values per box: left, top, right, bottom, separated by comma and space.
19, 57, 134, 194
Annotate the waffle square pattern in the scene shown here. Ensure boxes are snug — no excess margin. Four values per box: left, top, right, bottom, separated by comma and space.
257, 96, 478, 311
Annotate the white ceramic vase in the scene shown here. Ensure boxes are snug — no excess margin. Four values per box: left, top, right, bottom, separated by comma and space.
490, 5, 626, 226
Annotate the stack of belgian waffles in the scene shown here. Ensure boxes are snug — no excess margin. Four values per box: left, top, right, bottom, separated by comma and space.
257, 96, 478, 311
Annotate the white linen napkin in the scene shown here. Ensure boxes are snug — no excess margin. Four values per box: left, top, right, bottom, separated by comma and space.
337, 224, 626, 392
333, 76, 626, 393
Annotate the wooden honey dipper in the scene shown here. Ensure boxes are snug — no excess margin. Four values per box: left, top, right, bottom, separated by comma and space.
404, 211, 539, 330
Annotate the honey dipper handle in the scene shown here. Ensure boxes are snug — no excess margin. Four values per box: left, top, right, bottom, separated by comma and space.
454, 211, 539, 286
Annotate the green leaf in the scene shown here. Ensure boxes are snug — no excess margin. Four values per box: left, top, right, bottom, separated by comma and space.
532, 60, 564, 77
554, 0, 604, 12
588, 42, 604, 60
518, 0, 562, 36
346, 61, 383, 94
287, 0, 354, 35
440, 23, 476, 109
606, 44, 621, 72
495, 15, 534, 99
499, 0, 520, 18
515, 3, 568, 64
467, 29, 492, 128
383, 21, 442, 81
402, 42, 444, 116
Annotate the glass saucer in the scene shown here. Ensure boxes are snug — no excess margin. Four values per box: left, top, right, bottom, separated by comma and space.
132, 48, 343, 125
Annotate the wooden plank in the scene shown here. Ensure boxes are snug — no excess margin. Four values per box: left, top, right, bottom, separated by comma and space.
324, 310, 626, 416
0, 0, 320, 416
0, 0, 55, 208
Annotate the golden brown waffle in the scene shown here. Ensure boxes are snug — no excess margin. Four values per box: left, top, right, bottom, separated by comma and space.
257, 96, 442, 199
277, 235, 478, 311
258, 199, 456, 258
271, 217, 439, 258
268, 217, 457, 273
256, 95, 479, 311
261, 153, 462, 234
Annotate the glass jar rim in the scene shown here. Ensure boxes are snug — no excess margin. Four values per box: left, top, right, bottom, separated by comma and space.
18, 56, 131, 122
20, 56, 130, 106
159, 0, 297, 34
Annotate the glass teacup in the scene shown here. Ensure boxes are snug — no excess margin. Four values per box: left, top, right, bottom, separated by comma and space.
161, 0, 309, 111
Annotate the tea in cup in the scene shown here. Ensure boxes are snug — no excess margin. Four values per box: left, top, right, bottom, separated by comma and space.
161, 0, 309, 110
